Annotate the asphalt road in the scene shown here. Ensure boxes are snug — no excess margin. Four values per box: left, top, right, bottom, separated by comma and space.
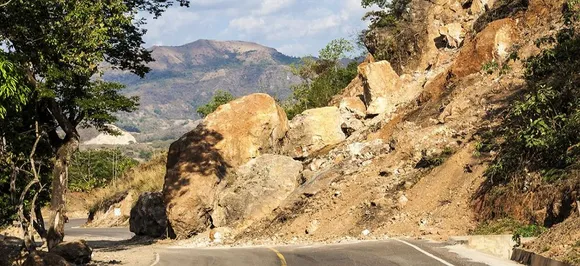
155, 239, 520, 266
63, 219, 520, 266
64, 218, 134, 240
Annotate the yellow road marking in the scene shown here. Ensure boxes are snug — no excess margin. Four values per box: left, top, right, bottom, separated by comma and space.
268, 247, 288, 266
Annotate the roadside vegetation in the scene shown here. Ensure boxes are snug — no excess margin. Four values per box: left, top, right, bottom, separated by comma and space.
283, 38, 358, 119
86, 153, 167, 219
358, 0, 419, 73
475, 1, 580, 228
68, 149, 139, 192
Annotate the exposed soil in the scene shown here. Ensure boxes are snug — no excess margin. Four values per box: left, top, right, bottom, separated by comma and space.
524, 215, 580, 265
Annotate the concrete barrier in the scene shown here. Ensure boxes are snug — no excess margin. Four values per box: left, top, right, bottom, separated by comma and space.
511, 248, 571, 266
447, 235, 536, 259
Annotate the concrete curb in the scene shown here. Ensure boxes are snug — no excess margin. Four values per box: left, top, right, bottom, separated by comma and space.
511, 248, 572, 266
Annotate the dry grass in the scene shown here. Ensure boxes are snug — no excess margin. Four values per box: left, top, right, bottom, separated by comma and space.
86, 153, 167, 216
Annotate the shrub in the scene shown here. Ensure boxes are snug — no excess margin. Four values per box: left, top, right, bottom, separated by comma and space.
69, 149, 139, 192
358, 0, 421, 73
196, 90, 235, 118
86, 153, 167, 218
283, 39, 358, 119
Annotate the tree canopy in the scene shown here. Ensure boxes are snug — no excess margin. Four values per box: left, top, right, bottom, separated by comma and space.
197, 90, 236, 118
0, 0, 190, 250
284, 39, 358, 119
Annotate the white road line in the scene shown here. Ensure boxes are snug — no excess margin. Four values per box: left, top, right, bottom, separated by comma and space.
149, 252, 160, 266
394, 239, 455, 266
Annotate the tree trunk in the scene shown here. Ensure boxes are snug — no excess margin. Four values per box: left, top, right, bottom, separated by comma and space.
46, 135, 79, 250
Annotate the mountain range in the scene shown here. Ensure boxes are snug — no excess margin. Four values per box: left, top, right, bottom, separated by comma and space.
104, 39, 302, 143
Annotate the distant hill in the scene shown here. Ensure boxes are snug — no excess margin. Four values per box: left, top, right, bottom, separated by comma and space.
104, 39, 302, 143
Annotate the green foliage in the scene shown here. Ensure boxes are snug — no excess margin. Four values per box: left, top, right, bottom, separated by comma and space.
472, 217, 524, 235
283, 39, 358, 119
196, 90, 235, 118
483, 6, 580, 186
0, 105, 53, 227
319, 38, 354, 62
482, 60, 499, 74
0, 0, 188, 231
513, 224, 548, 247
68, 149, 138, 192
472, 218, 546, 242
0, 54, 31, 119
472, 0, 529, 33
361, 0, 411, 18
359, 0, 417, 73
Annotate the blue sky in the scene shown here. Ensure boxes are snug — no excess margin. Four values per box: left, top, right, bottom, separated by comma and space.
140, 0, 375, 56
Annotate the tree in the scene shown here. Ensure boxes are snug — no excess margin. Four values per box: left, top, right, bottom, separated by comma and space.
197, 90, 235, 118
0, 53, 31, 118
0, 0, 189, 250
284, 39, 358, 118
361, 0, 411, 18
319, 38, 354, 63
359, 0, 418, 73
69, 149, 138, 192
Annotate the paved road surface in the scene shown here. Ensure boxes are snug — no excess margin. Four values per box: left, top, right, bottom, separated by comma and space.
64, 218, 134, 240
156, 239, 521, 266
64, 219, 520, 266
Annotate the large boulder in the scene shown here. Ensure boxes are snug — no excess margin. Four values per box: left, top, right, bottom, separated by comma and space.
50, 240, 92, 265
282, 107, 346, 158
358, 61, 406, 115
130, 192, 168, 238
163, 93, 289, 238
212, 155, 303, 228
439, 23, 465, 48
451, 18, 517, 78
339, 97, 366, 135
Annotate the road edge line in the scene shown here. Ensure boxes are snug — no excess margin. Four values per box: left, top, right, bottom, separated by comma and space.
149, 252, 160, 266
268, 247, 288, 266
394, 238, 455, 266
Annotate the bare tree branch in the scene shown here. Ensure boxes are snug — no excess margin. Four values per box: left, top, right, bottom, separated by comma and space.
0, 0, 12, 8
17, 121, 43, 252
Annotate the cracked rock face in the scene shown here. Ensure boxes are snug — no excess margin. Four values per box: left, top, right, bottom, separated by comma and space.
212, 154, 303, 228
163, 93, 289, 238
282, 107, 346, 159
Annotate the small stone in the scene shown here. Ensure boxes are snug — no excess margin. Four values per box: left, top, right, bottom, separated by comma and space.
305, 220, 320, 235
361, 229, 371, 236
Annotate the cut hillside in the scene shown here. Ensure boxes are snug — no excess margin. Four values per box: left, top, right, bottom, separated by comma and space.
84, 153, 166, 228
87, 0, 578, 264
105, 39, 301, 143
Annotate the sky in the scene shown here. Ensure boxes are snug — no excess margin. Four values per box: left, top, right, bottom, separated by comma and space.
140, 0, 375, 57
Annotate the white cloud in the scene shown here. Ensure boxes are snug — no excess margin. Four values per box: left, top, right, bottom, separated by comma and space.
254, 0, 296, 15
142, 0, 374, 56
277, 43, 311, 56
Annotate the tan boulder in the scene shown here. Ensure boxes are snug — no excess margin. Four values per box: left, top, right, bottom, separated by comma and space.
283, 107, 346, 158
439, 23, 465, 48
329, 76, 364, 106
359, 61, 418, 115
163, 93, 289, 238
471, 0, 496, 14
339, 97, 366, 119
212, 155, 302, 228
451, 18, 517, 78
203, 93, 289, 166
